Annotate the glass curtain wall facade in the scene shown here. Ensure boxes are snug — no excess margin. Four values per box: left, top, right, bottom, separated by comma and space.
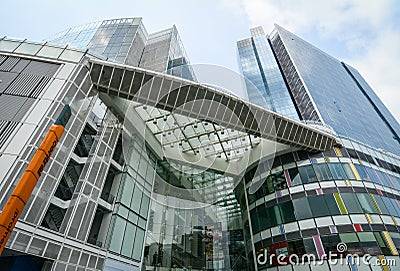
49, 18, 147, 66
236, 24, 400, 271
237, 27, 299, 120
48, 18, 196, 81
269, 24, 400, 155
140, 26, 196, 81
1, 18, 400, 271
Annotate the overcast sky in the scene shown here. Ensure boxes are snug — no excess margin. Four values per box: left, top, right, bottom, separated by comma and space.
2, 0, 399, 121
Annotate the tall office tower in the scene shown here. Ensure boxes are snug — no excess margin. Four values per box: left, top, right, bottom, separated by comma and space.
237, 26, 299, 120
236, 25, 400, 271
49, 18, 196, 80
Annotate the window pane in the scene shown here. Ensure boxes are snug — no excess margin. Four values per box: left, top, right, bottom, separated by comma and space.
313, 163, 332, 181
130, 184, 143, 213
121, 222, 136, 257
131, 228, 145, 260
251, 205, 266, 233
279, 201, 295, 223
354, 164, 370, 182
341, 193, 363, 213
109, 216, 126, 253
59, 49, 84, 62
0, 40, 20, 52
303, 237, 317, 255
293, 197, 312, 220
356, 193, 378, 214
358, 232, 381, 255
390, 198, 400, 216
328, 163, 347, 180
271, 171, 287, 191
298, 165, 317, 183
266, 205, 278, 228
340, 232, 358, 243
375, 170, 391, 187
288, 167, 302, 186
120, 176, 133, 206
273, 205, 282, 225
139, 193, 150, 217
374, 195, 390, 215
365, 167, 380, 184
308, 195, 329, 217
342, 163, 356, 179
14, 42, 42, 55
287, 239, 306, 257
323, 194, 341, 215
37, 45, 63, 58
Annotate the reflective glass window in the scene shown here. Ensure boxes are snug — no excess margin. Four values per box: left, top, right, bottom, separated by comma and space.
109, 216, 126, 253
303, 237, 317, 255
374, 195, 390, 215
323, 194, 341, 215
59, 49, 84, 62
14, 42, 42, 55
0, 40, 20, 52
356, 193, 378, 214
389, 232, 400, 250
365, 167, 381, 184
389, 198, 400, 216
375, 232, 391, 255
37, 45, 63, 58
266, 205, 278, 228
293, 197, 312, 220
139, 194, 150, 217
354, 164, 371, 182
132, 228, 145, 260
342, 163, 356, 179
279, 201, 296, 223
339, 233, 360, 254
273, 205, 283, 225
120, 177, 133, 206
251, 205, 266, 233
298, 165, 317, 183
328, 163, 347, 180
312, 163, 332, 181
288, 167, 302, 186
308, 195, 330, 217
121, 222, 136, 257
375, 170, 391, 187
130, 185, 143, 214
341, 193, 363, 213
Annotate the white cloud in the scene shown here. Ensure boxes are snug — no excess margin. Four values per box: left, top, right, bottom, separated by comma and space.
221, 0, 400, 122
348, 26, 400, 122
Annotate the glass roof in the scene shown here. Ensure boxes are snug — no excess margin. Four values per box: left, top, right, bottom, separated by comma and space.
135, 104, 262, 162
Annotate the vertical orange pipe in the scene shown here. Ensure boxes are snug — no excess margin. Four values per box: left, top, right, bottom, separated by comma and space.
0, 105, 71, 254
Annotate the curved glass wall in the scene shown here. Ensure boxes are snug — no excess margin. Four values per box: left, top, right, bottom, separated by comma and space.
235, 139, 400, 270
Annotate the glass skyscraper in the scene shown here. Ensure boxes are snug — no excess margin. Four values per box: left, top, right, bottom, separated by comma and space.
237, 27, 299, 120
0, 18, 399, 271
49, 18, 196, 81
272, 25, 399, 155
236, 25, 400, 271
